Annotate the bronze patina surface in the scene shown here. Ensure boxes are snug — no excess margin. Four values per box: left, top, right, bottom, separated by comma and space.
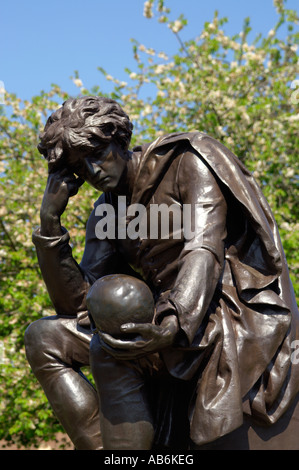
25, 96, 299, 450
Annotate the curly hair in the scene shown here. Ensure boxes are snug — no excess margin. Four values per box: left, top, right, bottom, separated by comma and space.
37, 96, 133, 168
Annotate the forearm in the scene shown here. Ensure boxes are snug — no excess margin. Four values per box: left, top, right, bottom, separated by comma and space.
40, 212, 64, 237
33, 228, 89, 316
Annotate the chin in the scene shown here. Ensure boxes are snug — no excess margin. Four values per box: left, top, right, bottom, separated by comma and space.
97, 182, 116, 192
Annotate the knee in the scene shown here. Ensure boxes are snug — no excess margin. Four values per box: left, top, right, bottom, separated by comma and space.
24, 320, 42, 366
24, 318, 55, 369
24, 320, 39, 354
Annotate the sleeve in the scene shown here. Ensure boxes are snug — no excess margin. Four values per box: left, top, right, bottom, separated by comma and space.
32, 194, 118, 324
158, 149, 227, 345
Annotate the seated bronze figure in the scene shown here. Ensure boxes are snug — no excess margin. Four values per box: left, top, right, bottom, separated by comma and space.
25, 96, 299, 450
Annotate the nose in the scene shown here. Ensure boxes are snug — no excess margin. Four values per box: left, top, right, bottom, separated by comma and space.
85, 159, 100, 177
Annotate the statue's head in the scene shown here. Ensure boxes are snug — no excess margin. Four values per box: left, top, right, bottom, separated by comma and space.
37, 96, 133, 192
86, 274, 155, 337
37, 96, 133, 171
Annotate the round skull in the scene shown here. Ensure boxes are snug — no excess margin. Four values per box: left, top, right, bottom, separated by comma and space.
86, 274, 155, 336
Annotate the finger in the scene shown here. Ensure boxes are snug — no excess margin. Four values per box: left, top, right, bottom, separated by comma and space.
68, 177, 85, 196
48, 164, 70, 176
98, 334, 126, 355
100, 331, 144, 349
99, 331, 148, 350
120, 322, 157, 337
47, 169, 72, 183
58, 168, 71, 177
99, 331, 137, 349
48, 161, 59, 174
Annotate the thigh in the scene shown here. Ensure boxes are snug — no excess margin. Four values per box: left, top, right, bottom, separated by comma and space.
90, 334, 155, 425
25, 315, 92, 368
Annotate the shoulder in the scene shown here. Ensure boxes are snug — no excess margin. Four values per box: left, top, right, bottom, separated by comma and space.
177, 146, 225, 205
177, 146, 214, 186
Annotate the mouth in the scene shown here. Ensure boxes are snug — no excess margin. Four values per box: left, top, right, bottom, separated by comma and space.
95, 175, 110, 187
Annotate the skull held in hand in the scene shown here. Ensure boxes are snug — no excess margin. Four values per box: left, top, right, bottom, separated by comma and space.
86, 274, 155, 336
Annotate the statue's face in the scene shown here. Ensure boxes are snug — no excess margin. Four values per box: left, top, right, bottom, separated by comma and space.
67, 142, 128, 192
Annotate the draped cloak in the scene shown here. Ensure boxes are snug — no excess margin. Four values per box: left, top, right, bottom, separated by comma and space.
125, 131, 299, 446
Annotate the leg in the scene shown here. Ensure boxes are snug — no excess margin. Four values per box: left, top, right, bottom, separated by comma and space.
24, 315, 102, 450
90, 334, 155, 450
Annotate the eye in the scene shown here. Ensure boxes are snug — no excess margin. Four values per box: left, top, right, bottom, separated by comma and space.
85, 155, 105, 167
92, 153, 105, 164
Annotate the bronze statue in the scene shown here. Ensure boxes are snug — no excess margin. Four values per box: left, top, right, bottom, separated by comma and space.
25, 96, 299, 450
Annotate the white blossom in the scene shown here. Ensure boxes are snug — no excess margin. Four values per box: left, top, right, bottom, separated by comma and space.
155, 64, 167, 74
72, 78, 83, 88
200, 31, 209, 39
143, 1, 153, 18
287, 114, 299, 122
142, 104, 152, 115
146, 48, 155, 56
285, 168, 295, 178
170, 20, 183, 33
207, 22, 216, 31
158, 52, 168, 60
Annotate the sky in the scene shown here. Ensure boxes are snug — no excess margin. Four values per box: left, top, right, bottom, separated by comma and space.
0, 0, 298, 102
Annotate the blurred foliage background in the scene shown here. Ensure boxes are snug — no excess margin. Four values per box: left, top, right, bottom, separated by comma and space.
0, 0, 298, 448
